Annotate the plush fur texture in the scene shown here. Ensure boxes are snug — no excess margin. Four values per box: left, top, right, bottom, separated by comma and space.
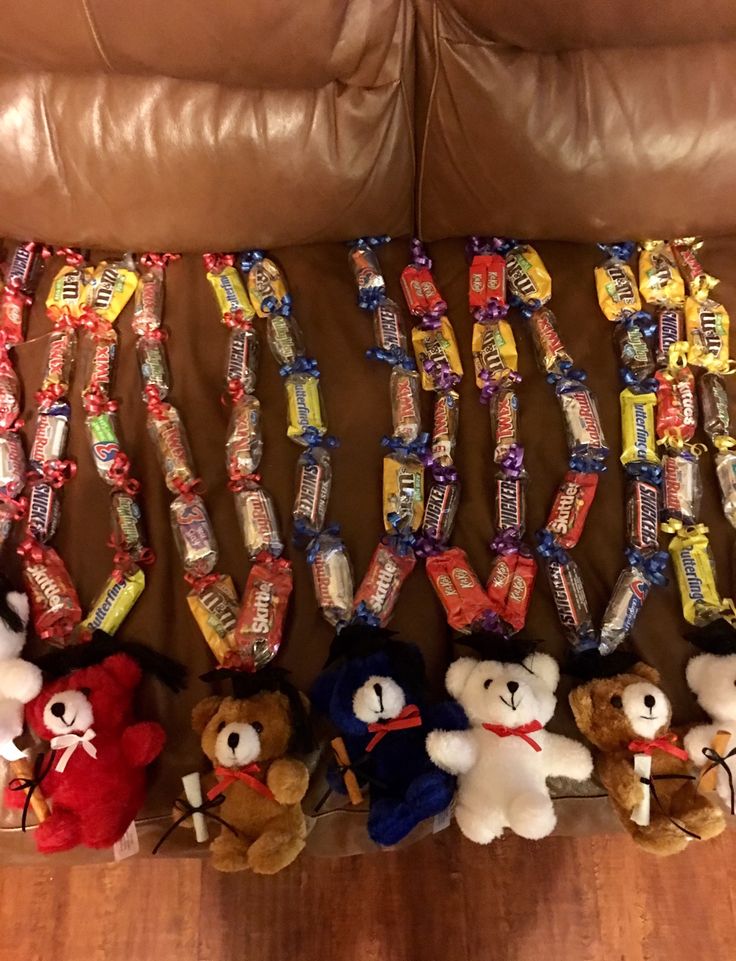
683, 622, 736, 813
0, 584, 41, 761
427, 647, 592, 843
4, 653, 165, 853
190, 689, 310, 874
569, 661, 725, 856
311, 627, 466, 847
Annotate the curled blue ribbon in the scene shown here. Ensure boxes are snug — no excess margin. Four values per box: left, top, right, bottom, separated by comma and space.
279, 356, 320, 378
549, 373, 588, 395
383, 519, 416, 557
304, 524, 342, 563
365, 346, 416, 369
621, 311, 656, 337
569, 454, 608, 473
358, 289, 386, 311
509, 295, 543, 319
558, 361, 587, 383
351, 602, 381, 629
598, 241, 636, 262
625, 548, 669, 587
238, 249, 265, 273
536, 530, 570, 564
619, 369, 659, 394
573, 633, 602, 654
350, 236, 391, 250
625, 461, 662, 484
300, 426, 339, 450
381, 433, 429, 459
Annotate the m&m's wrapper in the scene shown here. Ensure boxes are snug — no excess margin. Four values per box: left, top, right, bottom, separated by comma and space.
85, 256, 138, 326
685, 297, 730, 370
187, 574, 239, 664
595, 256, 641, 321
472, 321, 517, 387
638, 242, 685, 307
412, 317, 463, 391
46, 262, 90, 327
383, 453, 424, 533
506, 245, 551, 307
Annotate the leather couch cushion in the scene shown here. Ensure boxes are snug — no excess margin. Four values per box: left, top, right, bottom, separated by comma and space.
416, 0, 736, 241
0, 1, 414, 251
2, 235, 733, 862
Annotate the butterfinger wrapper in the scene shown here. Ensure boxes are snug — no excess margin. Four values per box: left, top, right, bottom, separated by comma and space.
669, 525, 724, 626
285, 372, 326, 444
81, 567, 145, 637
187, 574, 240, 664
206, 265, 255, 326
620, 388, 658, 468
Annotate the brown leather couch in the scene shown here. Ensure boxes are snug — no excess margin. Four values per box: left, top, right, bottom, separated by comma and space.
1, 0, 734, 863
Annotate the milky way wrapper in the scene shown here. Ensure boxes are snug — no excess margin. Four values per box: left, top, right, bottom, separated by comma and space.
505, 245, 551, 306
267, 312, 304, 367
699, 372, 731, 441
620, 388, 659, 468
669, 525, 725, 626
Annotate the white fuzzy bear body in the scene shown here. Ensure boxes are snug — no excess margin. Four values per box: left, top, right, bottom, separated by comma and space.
427, 652, 593, 844
0, 590, 40, 761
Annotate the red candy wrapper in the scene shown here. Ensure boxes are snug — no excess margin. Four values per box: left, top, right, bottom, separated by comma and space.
501, 553, 537, 633
426, 546, 491, 633
544, 471, 598, 549
486, 551, 518, 611
654, 367, 697, 446
353, 541, 416, 627
468, 254, 506, 311
0, 353, 20, 430
21, 541, 81, 644
400, 265, 445, 317
227, 554, 293, 671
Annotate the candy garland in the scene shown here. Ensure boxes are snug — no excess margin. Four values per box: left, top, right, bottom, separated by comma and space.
77, 253, 153, 637
203, 253, 293, 671
647, 239, 736, 627
237, 249, 355, 630
0, 243, 47, 552
346, 237, 419, 627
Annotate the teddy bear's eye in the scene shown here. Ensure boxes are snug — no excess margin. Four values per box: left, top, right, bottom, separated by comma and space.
483, 679, 493, 689
610, 695, 623, 709
252, 721, 264, 734
217, 721, 226, 733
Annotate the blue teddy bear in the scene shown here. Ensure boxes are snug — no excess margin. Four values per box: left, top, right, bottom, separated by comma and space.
311, 624, 467, 847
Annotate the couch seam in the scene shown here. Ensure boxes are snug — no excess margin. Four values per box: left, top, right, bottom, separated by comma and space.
79, 0, 114, 72
398, 0, 416, 235
416, 0, 441, 241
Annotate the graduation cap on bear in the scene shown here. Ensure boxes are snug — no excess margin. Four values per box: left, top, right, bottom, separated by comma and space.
686, 618, 736, 656
458, 630, 538, 666
322, 622, 426, 687
34, 629, 187, 692
199, 664, 313, 755
564, 645, 642, 684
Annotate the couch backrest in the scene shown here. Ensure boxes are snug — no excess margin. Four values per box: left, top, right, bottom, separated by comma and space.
416, 0, 736, 241
0, 0, 414, 251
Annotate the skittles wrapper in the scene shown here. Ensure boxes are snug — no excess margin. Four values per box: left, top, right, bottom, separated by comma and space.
353, 541, 415, 627
654, 366, 697, 448
21, 542, 82, 644
229, 555, 293, 671
544, 471, 598, 550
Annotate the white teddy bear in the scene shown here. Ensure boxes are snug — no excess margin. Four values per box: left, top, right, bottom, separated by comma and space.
426, 637, 593, 843
0, 581, 41, 761
684, 621, 736, 815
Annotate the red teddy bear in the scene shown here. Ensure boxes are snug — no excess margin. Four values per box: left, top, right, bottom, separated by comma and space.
6, 652, 166, 853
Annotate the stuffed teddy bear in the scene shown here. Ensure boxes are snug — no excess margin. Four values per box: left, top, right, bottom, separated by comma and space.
568, 651, 725, 856
0, 579, 41, 761
683, 619, 736, 815
426, 633, 593, 843
4, 630, 185, 853
311, 623, 467, 847
189, 666, 311, 874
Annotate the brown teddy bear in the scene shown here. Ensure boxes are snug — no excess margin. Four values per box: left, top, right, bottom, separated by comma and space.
187, 667, 312, 874
568, 654, 725, 856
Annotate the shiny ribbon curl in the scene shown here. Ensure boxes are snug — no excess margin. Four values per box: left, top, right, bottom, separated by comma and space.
82, 387, 119, 417
109, 452, 141, 495
350, 602, 382, 629
569, 454, 608, 474
303, 523, 341, 561
535, 531, 570, 565
279, 356, 320, 378
143, 385, 168, 421
55, 246, 86, 267
222, 309, 253, 331
625, 548, 669, 587
0, 492, 27, 520
597, 241, 636, 262
300, 426, 339, 450
202, 253, 235, 274
625, 461, 662, 484
619, 369, 659, 394
365, 346, 416, 370
17, 535, 45, 563
30, 458, 77, 490
422, 357, 459, 391
701, 745, 736, 815
140, 252, 180, 269
227, 472, 261, 494
491, 527, 523, 555
35, 383, 66, 408
173, 476, 205, 501
184, 572, 221, 593
472, 609, 506, 635
381, 432, 429, 459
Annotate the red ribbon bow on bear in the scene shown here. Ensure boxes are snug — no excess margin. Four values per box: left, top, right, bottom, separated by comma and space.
208, 764, 275, 802
365, 705, 422, 752
627, 732, 689, 761
482, 720, 544, 752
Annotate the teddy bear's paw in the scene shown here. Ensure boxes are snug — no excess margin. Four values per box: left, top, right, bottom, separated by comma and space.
507, 792, 556, 840
455, 803, 505, 844
631, 824, 689, 857
211, 833, 251, 872
405, 770, 455, 820
368, 798, 419, 847
35, 810, 82, 854
247, 831, 305, 875
681, 803, 726, 842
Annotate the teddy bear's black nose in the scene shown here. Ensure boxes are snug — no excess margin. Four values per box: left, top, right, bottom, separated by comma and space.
50, 702, 66, 718
507, 681, 519, 694
227, 732, 240, 750
644, 694, 656, 709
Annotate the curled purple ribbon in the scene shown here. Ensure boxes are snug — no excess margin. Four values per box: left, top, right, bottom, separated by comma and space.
410, 238, 432, 269
479, 368, 521, 404
490, 528, 523, 555
474, 301, 508, 324
498, 443, 525, 478
423, 357, 459, 391
419, 312, 444, 331
431, 463, 458, 484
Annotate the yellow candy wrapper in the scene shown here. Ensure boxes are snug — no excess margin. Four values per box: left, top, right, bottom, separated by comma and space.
472, 320, 518, 387
672, 238, 720, 302
187, 574, 239, 664
685, 296, 730, 370
383, 453, 424, 533
595, 260, 641, 321
81, 567, 145, 637
620, 388, 659, 466
246, 257, 288, 318
412, 317, 463, 391
505, 245, 551, 306
638, 242, 685, 307
86, 257, 138, 325
669, 525, 727, 626
206, 266, 256, 325
46, 264, 92, 326
285, 372, 326, 444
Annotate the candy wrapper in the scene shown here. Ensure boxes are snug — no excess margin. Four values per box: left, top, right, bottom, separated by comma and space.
699, 372, 730, 441
615, 315, 655, 381
638, 242, 685, 307
490, 389, 518, 465
390, 367, 422, 443
506, 245, 551, 307
226, 394, 262, 481
234, 484, 284, 559
655, 307, 685, 368
111, 491, 147, 561
530, 307, 572, 374
472, 320, 517, 386
293, 447, 331, 537
206, 264, 255, 327
425, 547, 491, 633
620, 388, 659, 469
309, 532, 354, 626
0, 354, 20, 430
21, 541, 82, 644
170, 494, 218, 577
685, 297, 730, 370
669, 525, 726, 626
284, 371, 326, 445
661, 451, 702, 532
86, 412, 121, 485
353, 541, 415, 627
40, 329, 76, 402
595, 253, 641, 321
138, 336, 170, 399
349, 240, 386, 310
431, 390, 459, 466
599, 564, 652, 655
27, 482, 59, 543
373, 299, 408, 355
543, 471, 598, 550
495, 473, 527, 535
502, 553, 537, 633
626, 478, 660, 552
401, 264, 447, 318
267, 312, 305, 367
715, 451, 736, 529
228, 555, 293, 671
412, 318, 463, 391
81, 567, 145, 637
421, 480, 460, 549
46, 262, 90, 327
542, 551, 595, 648
187, 574, 239, 664
554, 378, 608, 469
147, 403, 196, 493
225, 325, 258, 396
672, 239, 719, 302
244, 255, 289, 318
383, 453, 424, 533
654, 366, 697, 448
81, 326, 117, 404
0, 430, 26, 498
132, 265, 164, 336
7, 242, 44, 296
85, 256, 138, 326
468, 252, 506, 316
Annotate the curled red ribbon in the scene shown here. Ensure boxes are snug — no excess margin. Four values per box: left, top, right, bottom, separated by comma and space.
31, 459, 77, 490
140, 252, 181, 269
0, 492, 28, 520
202, 253, 235, 274
144, 385, 168, 420
109, 452, 141, 495
35, 383, 66, 408
227, 472, 261, 493
82, 386, 118, 416
173, 476, 204, 500
17, 536, 44, 563
222, 310, 253, 331
184, 572, 220, 592
55, 247, 86, 267
628, 732, 689, 762
222, 378, 245, 406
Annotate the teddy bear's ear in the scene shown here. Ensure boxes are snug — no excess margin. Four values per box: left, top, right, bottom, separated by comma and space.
568, 685, 593, 733
525, 652, 559, 692
191, 695, 223, 734
310, 670, 339, 715
103, 652, 142, 690
445, 658, 477, 699
685, 653, 710, 695
631, 662, 661, 686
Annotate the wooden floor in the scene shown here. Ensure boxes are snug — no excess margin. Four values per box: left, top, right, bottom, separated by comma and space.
1, 825, 733, 961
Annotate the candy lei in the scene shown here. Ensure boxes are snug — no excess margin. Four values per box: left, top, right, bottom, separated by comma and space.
640, 239, 736, 627
237, 249, 355, 630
